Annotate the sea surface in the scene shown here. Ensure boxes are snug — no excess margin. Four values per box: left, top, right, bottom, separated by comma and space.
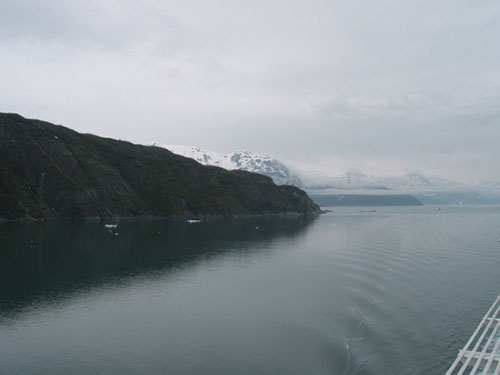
1, 206, 500, 375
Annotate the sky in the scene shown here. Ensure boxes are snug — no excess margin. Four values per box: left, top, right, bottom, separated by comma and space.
1, 0, 499, 182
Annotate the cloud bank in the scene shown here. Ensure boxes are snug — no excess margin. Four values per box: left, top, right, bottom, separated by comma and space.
1, 0, 499, 182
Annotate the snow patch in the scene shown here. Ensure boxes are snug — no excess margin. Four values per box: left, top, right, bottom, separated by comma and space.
154, 144, 302, 186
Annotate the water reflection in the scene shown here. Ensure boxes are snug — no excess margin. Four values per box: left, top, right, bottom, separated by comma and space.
2, 208, 499, 375
0, 216, 316, 314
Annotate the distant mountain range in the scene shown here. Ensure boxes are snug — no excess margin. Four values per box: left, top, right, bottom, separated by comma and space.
308, 194, 423, 207
157, 145, 460, 191
304, 170, 464, 191
160, 145, 500, 205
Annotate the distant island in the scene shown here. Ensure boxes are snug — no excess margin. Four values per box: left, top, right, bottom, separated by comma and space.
0, 113, 321, 220
309, 194, 423, 207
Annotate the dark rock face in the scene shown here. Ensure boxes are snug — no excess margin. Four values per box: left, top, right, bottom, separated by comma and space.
0, 113, 321, 220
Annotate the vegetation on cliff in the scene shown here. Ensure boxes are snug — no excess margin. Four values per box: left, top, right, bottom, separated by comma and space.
0, 113, 321, 220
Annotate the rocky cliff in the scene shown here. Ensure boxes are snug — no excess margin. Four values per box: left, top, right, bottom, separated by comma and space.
0, 113, 321, 220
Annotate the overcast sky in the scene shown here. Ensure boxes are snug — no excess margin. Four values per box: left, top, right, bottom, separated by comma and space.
1, 0, 499, 182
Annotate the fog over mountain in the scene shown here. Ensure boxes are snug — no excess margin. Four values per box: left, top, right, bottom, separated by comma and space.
162, 145, 500, 204
1, 1, 499, 182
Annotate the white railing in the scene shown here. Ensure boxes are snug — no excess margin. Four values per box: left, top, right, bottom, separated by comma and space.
445, 295, 500, 375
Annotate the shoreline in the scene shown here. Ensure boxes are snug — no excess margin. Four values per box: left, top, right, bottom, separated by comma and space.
0, 210, 325, 223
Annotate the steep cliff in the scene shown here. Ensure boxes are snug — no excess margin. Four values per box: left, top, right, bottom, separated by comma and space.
0, 113, 321, 220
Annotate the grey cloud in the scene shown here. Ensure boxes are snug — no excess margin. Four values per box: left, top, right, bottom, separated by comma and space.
0, 0, 183, 51
1, 0, 499, 182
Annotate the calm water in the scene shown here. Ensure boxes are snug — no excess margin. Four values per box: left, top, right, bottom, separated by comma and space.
1, 206, 500, 375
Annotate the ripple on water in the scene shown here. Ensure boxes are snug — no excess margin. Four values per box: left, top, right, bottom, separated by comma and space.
1, 208, 500, 375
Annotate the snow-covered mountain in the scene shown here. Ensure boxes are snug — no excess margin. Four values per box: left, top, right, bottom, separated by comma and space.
151, 144, 500, 204
156, 145, 302, 186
